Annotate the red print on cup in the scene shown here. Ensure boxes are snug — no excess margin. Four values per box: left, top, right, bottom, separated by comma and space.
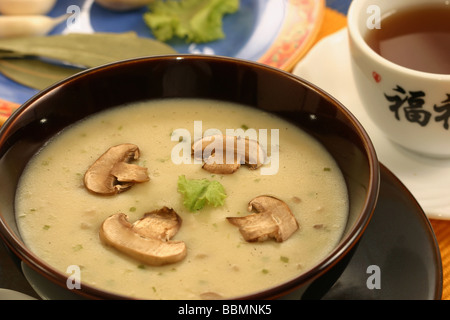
372, 71, 382, 83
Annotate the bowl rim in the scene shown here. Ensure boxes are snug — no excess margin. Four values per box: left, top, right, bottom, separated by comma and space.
0, 54, 380, 300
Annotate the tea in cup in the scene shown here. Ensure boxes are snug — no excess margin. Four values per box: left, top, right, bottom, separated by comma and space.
347, 0, 450, 157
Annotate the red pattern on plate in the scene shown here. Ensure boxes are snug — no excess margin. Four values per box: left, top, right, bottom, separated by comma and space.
258, 0, 325, 71
0, 99, 19, 126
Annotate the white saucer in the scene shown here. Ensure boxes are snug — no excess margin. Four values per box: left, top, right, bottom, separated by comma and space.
293, 29, 450, 220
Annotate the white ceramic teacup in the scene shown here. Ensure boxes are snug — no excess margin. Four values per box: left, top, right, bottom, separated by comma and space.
347, 0, 450, 158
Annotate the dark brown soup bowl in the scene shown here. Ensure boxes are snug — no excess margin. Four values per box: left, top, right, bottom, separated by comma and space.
0, 55, 379, 300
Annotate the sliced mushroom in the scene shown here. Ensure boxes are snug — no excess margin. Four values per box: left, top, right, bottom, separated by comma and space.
192, 135, 265, 174
200, 292, 223, 300
99, 211, 186, 266
227, 196, 299, 242
131, 207, 182, 241
202, 153, 241, 174
84, 143, 149, 195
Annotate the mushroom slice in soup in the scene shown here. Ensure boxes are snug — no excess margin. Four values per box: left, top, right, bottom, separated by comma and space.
84, 143, 149, 195
202, 154, 241, 174
99, 210, 186, 266
192, 135, 265, 174
200, 292, 223, 300
227, 196, 299, 242
131, 207, 182, 242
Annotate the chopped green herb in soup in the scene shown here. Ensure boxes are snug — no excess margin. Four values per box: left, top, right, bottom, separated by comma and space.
15, 98, 349, 299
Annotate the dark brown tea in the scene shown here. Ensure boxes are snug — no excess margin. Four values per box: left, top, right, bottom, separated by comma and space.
365, 4, 450, 74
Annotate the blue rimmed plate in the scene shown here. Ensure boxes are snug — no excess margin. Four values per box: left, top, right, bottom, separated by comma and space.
0, 0, 324, 106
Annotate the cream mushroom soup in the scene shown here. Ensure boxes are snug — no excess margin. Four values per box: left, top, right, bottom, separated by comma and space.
15, 98, 349, 299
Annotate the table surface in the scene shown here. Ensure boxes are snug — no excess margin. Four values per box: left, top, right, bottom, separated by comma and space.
3, 0, 447, 301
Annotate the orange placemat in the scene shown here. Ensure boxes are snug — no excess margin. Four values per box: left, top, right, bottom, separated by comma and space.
430, 220, 449, 299
313, 7, 348, 46
0, 99, 19, 126
317, 7, 447, 300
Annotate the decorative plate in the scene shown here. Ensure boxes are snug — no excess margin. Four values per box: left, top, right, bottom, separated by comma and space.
0, 0, 324, 111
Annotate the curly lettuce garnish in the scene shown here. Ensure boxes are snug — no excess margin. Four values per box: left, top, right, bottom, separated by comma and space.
143, 0, 239, 43
177, 175, 227, 211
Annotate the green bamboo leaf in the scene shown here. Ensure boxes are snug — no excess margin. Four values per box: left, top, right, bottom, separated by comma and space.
0, 51, 29, 59
0, 32, 177, 89
0, 32, 177, 68
0, 58, 83, 90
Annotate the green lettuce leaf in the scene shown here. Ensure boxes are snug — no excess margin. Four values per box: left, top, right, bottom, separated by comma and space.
177, 175, 227, 211
143, 0, 239, 43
